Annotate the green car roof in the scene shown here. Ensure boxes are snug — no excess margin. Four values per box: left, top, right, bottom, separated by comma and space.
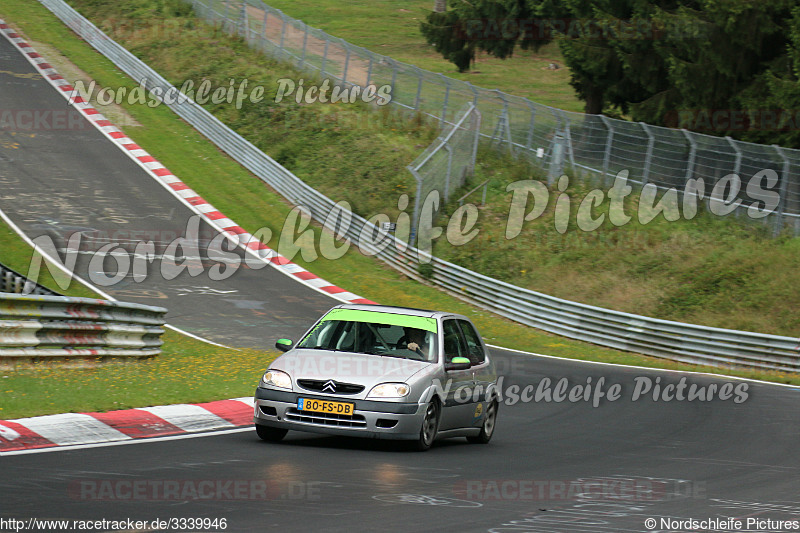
321, 308, 438, 333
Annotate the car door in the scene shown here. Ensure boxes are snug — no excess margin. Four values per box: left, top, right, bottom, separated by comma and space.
438, 319, 477, 431
457, 319, 496, 427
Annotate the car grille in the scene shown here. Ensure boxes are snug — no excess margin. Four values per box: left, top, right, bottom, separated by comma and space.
285, 408, 367, 428
296, 379, 365, 394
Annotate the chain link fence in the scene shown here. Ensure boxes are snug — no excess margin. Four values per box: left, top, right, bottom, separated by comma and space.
191, 0, 800, 236
407, 104, 480, 243
32, 0, 800, 371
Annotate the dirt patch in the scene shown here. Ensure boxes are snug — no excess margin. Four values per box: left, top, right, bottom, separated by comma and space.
28, 38, 142, 129
244, 4, 373, 87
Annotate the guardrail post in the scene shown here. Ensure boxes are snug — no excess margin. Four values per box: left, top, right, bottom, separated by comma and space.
600, 116, 614, 185
640, 122, 655, 186
773, 145, 790, 237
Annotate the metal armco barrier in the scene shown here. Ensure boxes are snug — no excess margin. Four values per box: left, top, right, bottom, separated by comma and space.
35, 0, 800, 372
0, 293, 167, 359
0, 262, 55, 295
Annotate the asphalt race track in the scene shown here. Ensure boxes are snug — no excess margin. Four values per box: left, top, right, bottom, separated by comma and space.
2, 24, 800, 533
0, 33, 334, 348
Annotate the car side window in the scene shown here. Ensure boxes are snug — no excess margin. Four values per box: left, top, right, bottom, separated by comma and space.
442, 319, 468, 361
458, 320, 486, 364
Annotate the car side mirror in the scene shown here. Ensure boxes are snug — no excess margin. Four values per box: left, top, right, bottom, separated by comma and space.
445, 356, 471, 371
275, 338, 293, 352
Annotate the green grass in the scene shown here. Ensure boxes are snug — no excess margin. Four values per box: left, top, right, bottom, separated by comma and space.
0, 0, 799, 423
0, 214, 279, 420
0, 329, 274, 419
242, 0, 584, 112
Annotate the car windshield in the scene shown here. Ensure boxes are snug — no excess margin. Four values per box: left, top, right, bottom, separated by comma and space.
297, 318, 438, 362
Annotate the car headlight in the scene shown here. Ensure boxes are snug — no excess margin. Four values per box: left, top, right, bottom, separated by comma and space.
367, 382, 410, 399
262, 369, 292, 389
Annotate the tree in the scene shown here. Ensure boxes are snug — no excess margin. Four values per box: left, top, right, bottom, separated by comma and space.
420, 0, 644, 114
421, 0, 798, 142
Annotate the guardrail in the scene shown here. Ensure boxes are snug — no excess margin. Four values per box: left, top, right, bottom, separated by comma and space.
0, 262, 55, 295
0, 293, 167, 359
35, 0, 800, 372
0, 261, 167, 360
194, 0, 800, 236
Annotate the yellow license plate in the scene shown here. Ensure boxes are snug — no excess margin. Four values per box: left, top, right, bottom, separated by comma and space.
297, 398, 354, 416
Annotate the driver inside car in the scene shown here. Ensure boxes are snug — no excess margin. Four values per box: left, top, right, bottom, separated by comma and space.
400, 327, 431, 359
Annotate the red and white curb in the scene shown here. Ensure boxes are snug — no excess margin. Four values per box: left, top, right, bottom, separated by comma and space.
0, 19, 375, 306
0, 19, 373, 453
0, 398, 255, 453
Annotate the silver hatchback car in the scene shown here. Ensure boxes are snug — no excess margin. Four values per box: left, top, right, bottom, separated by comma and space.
254, 304, 499, 450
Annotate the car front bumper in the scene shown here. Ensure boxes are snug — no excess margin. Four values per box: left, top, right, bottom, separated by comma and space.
253, 386, 426, 440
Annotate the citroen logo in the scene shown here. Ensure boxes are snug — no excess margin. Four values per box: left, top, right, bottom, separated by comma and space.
322, 380, 337, 393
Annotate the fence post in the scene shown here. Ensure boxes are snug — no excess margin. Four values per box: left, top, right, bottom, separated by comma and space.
390, 61, 398, 104
238, 1, 247, 38
524, 100, 536, 153
300, 22, 308, 66
773, 145, 790, 237
558, 110, 575, 170
467, 81, 478, 106
469, 105, 480, 176
681, 129, 697, 184
320, 31, 329, 76
341, 38, 350, 86
640, 122, 654, 186
440, 74, 450, 128
260, 7, 268, 45
444, 144, 454, 201
278, 11, 287, 60
408, 166, 423, 247
414, 67, 423, 111
548, 134, 566, 186
725, 136, 742, 177
599, 116, 614, 185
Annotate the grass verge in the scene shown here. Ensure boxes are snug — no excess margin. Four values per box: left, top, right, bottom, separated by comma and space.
1, 215, 276, 420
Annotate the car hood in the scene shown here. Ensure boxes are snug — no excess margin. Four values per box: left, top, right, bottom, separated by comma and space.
272, 349, 431, 388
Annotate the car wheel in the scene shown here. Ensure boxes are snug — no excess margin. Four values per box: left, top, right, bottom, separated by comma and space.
256, 424, 288, 442
415, 400, 440, 451
467, 399, 498, 444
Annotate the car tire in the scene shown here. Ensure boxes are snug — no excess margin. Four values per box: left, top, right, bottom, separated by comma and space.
256, 424, 288, 442
415, 400, 440, 451
467, 399, 498, 444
